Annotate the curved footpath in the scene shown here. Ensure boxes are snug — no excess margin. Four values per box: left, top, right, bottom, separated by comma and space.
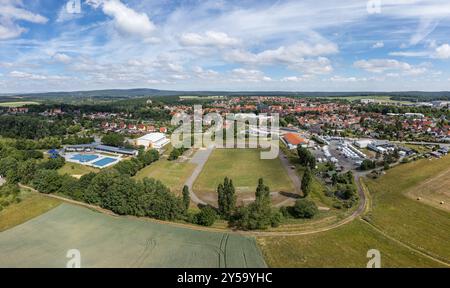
183, 146, 215, 205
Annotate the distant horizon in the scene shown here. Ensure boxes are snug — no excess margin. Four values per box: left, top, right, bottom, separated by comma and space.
3, 88, 450, 96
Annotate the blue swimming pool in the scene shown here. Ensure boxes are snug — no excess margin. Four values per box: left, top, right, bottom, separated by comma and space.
92, 157, 117, 167
70, 154, 99, 163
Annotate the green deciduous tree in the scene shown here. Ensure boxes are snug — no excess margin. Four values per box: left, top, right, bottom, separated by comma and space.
291, 199, 318, 219
194, 206, 217, 226
301, 168, 312, 197
182, 185, 190, 212
297, 146, 316, 169
217, 177, 236, 219
32, 169, 62, 194
101, 133, 125, 147
231, 178, 281, 230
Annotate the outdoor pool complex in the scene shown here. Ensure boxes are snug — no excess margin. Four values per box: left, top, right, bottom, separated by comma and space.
66, 153, 120, 168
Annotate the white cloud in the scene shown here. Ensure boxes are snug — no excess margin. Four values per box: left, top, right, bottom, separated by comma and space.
231, 68, 272, 82
290, 57, 333, 75
330, 76, 367, 82
89, 0, 156, 39
0, 0, 48, 39
9, 70, 69, 81
372, 41, 384, 49
170, 74, 189, 80
280, 76, 311, 82
52, 53, 72, 64
192, 66, 219, 79
354, 59, 427, 75
226, 42, 338, 65
389, 51, 429, 57
434, 44, 450, 59
180, 31, 240, 47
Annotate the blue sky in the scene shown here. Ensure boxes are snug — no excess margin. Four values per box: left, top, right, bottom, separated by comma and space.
1, 0, 450, 93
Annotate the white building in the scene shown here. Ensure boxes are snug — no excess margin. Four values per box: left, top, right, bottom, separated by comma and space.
136, 133, 170, 149
354, 139, 373, 148
360, 99, 376, 104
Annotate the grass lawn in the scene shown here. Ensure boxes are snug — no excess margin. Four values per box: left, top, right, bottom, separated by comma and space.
403, 144, 432, 154
258, 219, 444, 267
0, 191, 61, 232
363, 155, 450, 263
0, 101, 39, 107
58, 162, 99, 178
134, 159, 196, 195
0, 203, 266, 268
193, 149, 295, 198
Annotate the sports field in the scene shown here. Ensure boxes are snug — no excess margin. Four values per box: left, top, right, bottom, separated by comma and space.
0, 101, 39, 107
363, 155, 450, 263
134, 159, 196, 195
193, 149, 295, 202
0, 204, 266, 268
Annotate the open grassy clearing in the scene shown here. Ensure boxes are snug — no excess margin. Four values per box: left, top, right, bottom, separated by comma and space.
0, 203, 266, 268
258, 219, 444, 268
403, 144, 432, 154
0, 101, 39, 107
363, 155, 450, 263
0, 191, 61, 232
134, 159, 196, 195
405, 168, 450, 212
58, 162, 99, 178
193, 149, 295, 202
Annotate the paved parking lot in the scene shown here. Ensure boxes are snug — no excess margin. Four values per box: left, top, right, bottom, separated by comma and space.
310, 140, 362, 172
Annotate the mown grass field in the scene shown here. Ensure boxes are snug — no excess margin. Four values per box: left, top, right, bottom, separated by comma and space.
0, 191, 61, 232
0, 203, 266, 268
406, 167, 450, 212
134, 159, 196, 195
363, 155, 450, 263
258, 219, 444, 267
0, 101, 39, 107
193, 149, 295, 199
58, 162, 99, 178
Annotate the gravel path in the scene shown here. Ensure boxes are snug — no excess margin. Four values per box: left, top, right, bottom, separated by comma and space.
184, 146, 215, 205
278, 149, 301, 194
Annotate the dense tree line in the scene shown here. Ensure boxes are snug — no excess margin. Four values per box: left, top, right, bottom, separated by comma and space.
113, 149, 159, 176
0, 183, 20, 212
297, 146, 316, 169
231, 178, 282, 230
0, 139, 189, 221
0, 115, 69, 139
360, 159, 376, 171
168, 146, 188, 161
357, 104, 450, 118
101, 133, 125, 147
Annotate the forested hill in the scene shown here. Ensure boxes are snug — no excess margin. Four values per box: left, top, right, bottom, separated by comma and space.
6, 89, 450, 101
